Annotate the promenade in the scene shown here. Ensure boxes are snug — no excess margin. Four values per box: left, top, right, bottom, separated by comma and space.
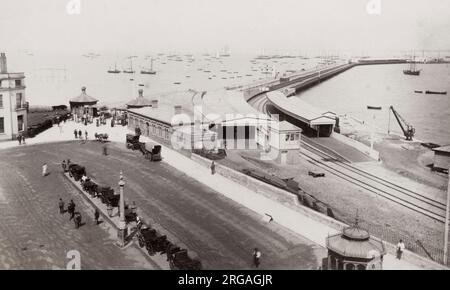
0, 120, 444, 269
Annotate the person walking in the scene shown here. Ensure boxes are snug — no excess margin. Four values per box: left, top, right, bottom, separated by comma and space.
103, 144, 108, 156
42, 163, 48, 177
78, 130, 82, 140
22, 135, 25, 145
61, 160, 67, 172
85, 130, 88, 140
58, 198, 65, 214
68, 200, 76, 220
18, 134, 22, 145
396, 239, 405, 260
74, 212, 82, 229
94, 208, 100, 225
253, 248, 262, 268
210, 161, 216, 175
74, 129, 78, 139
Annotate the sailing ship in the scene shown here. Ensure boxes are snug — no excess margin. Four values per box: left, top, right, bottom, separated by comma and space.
403, 54, 421, 76
123, 57, 135, 74
141, 57, 156, 75
107, 63, 121, 74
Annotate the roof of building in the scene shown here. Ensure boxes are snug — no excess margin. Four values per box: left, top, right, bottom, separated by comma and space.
278, 120, 302, 132
326, 224, 386, 259
127, 89, 271, 126
266, 91, 336, 126
126, 89, 153, 108
432, 145, 450, 153
69, 87, 98, 104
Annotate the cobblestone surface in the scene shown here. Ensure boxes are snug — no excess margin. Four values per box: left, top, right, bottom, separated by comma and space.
0, 141, 325, 269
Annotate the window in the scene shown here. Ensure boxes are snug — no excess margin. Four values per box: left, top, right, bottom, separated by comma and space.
285, 134, 290, 141
0, 117, 4, 133
16, 93, 22, 109
294, 133, 300, 140
17, 115, 24, 131
15, 80, 22, 87
290, 134, 295, 141
0, 94, 3, 108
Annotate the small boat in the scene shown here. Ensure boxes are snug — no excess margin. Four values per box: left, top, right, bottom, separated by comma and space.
108, 63, 121, 74
425, 90, 447, 95
173, 82, 181, 85
138, 84, 145, 87
123, 57, 135, 74
414, 90, 423, 93
141, 57, 156, 74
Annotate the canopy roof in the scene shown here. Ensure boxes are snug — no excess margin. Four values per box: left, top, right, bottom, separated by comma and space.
69, 87, 98, 104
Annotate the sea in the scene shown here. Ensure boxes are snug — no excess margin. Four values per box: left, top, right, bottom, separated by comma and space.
5, 51, 450, 145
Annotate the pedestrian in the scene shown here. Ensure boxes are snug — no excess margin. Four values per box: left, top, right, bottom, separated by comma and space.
78, 130, 82, 139
210, 161, 216, 175
42, 163, 48, 177
58, 198, 65, 214
18, 134, 22, 145
68, 200, 76, 220
74, 212, 82, 229
253, 248, 262, 268
22, 135, 25, 144
103, 144, 108, 156
94, 208, 100, 225
74, 129, 78, 139
62, 160, 67, 172
67, 159, 71, 168
85, 130, 88, 140
396, 239, 405, 260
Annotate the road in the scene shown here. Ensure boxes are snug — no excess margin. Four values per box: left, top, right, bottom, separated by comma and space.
0, 141, 324, 269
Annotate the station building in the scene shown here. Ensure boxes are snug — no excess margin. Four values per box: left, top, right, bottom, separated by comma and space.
0, 53, 27, 141
69, 87, 98, 123
126, 90, 294, 154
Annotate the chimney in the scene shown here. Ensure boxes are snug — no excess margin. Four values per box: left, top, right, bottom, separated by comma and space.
174, 105, 182, 115
81, 86, 87, 93
151, 100, 158, 108
0, 53, 7, 73
138, 89, 143, 98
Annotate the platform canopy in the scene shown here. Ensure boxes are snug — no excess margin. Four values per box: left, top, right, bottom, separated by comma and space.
266, 91, 336, 126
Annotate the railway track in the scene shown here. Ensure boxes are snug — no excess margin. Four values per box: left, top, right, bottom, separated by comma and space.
299, 141, 447, 223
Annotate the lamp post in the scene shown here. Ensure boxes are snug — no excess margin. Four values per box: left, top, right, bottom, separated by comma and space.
117, 171, 127, 247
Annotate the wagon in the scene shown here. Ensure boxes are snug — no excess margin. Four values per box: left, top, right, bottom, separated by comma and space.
136, 226, 170, 256
97, 185, 119, 207
126, 134, 141, 150
169, 249, 202, 270
139, 142, 162, 161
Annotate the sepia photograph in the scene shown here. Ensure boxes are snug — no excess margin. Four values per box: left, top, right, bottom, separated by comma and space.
0, 0, 449, 276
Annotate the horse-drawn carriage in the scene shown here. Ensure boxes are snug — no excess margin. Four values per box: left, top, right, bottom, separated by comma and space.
169, 249, 202, 270
138, 142, 162, 161
126, 134, 143, 150
68, 164, 86, 181
94, 133, 109, 142
136, 225, 170, 256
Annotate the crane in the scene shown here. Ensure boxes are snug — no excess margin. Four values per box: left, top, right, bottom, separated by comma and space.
388, 106, 415, 140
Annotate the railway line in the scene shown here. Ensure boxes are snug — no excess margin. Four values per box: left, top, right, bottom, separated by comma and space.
299, 141, 447, 223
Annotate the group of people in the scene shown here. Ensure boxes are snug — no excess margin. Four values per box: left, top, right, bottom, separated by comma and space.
74, 129, 88, 140
17, 133, 26, 145
58, 198, 101, 229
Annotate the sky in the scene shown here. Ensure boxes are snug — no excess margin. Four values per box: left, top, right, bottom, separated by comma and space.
1, 0, 450, 55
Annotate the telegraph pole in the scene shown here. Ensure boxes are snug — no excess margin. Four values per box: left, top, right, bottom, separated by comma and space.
444, 172, 450, 265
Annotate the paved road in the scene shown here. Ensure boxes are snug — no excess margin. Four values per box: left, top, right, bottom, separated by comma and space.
0, 141, 324, 269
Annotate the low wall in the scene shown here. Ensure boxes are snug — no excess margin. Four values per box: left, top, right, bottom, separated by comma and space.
190, 153, 448, 270
332, 132, 379, 160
